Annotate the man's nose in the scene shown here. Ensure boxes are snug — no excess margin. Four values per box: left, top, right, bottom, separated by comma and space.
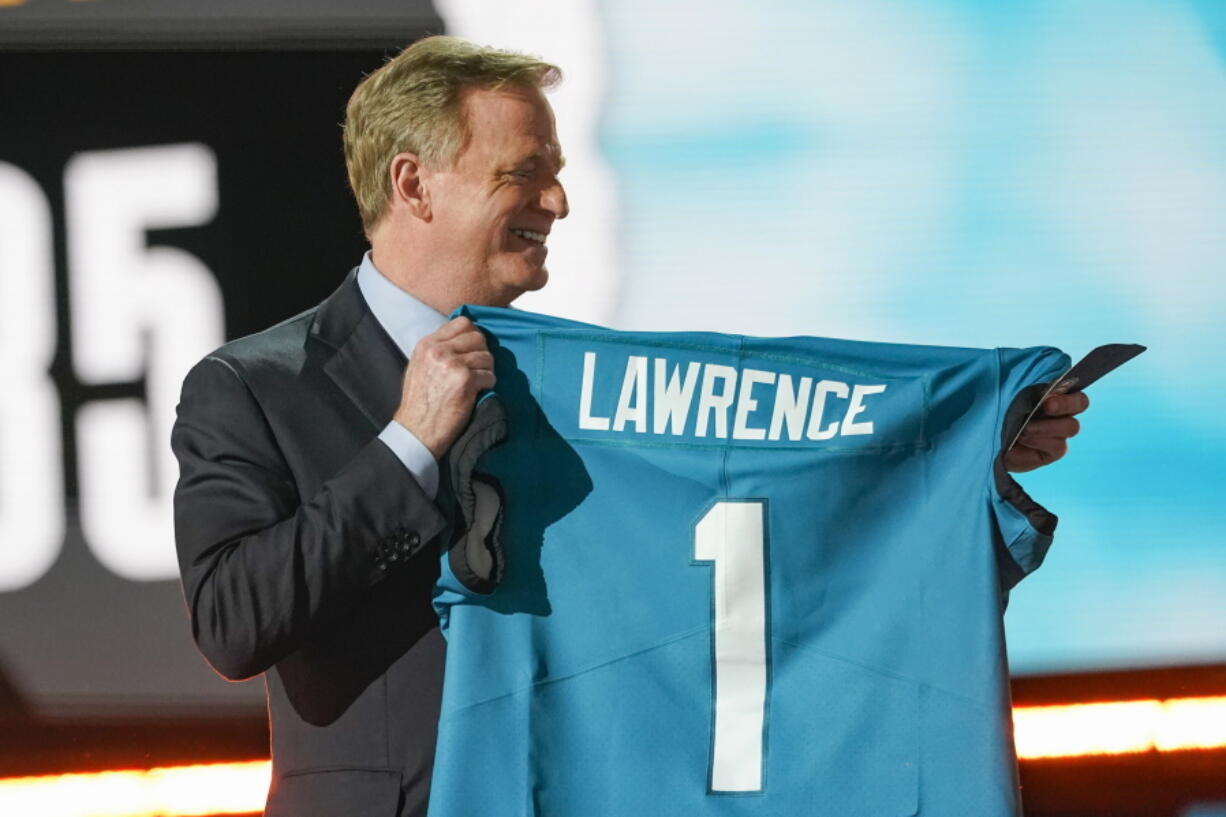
540, 176, 569, 220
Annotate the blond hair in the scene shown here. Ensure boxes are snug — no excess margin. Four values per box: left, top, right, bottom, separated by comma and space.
343, 35, 561, 236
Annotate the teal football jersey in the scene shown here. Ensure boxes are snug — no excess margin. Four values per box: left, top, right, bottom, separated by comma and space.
430, 306, 1070, 817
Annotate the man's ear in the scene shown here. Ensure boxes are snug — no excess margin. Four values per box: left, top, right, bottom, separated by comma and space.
389, 152, 431, 221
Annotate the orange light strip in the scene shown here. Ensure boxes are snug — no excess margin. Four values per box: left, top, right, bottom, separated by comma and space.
1013, 695, 1226, 759
0, 760, 270, 817
1, 698, 1224, 816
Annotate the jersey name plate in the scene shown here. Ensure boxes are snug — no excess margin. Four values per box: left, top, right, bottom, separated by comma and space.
538, 332, 929, 450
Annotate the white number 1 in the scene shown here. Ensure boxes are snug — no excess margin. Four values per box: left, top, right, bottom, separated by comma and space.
693, 500, 768, 793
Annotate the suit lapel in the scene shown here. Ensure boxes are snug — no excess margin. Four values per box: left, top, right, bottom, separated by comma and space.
311, 269, 408, 431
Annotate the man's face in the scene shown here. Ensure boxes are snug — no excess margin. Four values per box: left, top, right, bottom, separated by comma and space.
425, 84, 568, 307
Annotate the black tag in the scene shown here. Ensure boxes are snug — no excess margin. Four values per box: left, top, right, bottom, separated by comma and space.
1048, 343, 1147, 395
1007, 343, 1146, 451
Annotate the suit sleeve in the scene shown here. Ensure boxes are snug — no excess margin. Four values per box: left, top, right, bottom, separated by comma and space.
989, 346, 1072, 592
171, 355, 448, 681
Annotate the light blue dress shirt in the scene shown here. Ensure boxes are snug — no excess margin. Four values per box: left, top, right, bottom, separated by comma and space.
357, 252, 447, 500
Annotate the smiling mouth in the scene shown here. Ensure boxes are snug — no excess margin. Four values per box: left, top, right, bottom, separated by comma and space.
510, 228, 547, 245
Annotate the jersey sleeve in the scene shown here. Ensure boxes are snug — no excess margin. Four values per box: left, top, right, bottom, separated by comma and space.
989, 346, 1072, 592
434, 393, 509, 633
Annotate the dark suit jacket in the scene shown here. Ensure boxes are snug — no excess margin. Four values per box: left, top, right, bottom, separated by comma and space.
172, 270, 450, 817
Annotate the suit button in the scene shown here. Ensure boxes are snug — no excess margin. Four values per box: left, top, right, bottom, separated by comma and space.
376, 560, 388, 572
408, 531, 421, 548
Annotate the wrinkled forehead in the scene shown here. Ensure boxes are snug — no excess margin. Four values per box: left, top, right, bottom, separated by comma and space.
457, 83, 564, 164
457, 84, 556, 133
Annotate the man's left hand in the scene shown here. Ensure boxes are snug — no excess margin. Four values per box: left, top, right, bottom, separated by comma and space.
1005, 392, 1090, 473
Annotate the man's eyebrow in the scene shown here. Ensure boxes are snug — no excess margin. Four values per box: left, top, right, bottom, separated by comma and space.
542, 148, 566, 172
512, 149, 566, 171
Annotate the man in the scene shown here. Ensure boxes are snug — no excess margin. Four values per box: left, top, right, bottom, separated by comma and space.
172, 37, 566, 817
171, 34, 1083, 817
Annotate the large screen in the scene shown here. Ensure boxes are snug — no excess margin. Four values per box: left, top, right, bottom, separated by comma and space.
582, 0, 1226, 675
0, 0, 1221, 718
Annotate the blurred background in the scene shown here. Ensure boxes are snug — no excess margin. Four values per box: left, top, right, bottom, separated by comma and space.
0, 0, 1223, 815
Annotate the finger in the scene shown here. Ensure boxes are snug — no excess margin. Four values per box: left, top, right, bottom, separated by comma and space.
456, 350, 495, 371
1004, 446, 1041, 473
411, 318, 472, 357
471, 369, 496, 391
430, 315, 476, 341
1043, 391, 1090, 417
442, 327, 490, 354
414, 326, 487, 360
1019, 416, 1080, 443
1019, 434, 1069, 460
1005, 442, 1065, 473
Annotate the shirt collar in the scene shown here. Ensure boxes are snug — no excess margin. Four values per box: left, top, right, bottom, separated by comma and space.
356, 251, 448, 360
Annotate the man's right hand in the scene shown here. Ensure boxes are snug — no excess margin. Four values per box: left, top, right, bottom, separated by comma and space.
393, 316, 495, 460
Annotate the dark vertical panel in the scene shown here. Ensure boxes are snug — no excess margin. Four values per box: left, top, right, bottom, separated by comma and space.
0, 49, 419, 717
